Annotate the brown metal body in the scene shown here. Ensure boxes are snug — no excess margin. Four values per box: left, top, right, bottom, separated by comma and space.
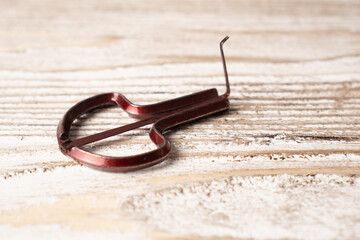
57, 36, 231, 172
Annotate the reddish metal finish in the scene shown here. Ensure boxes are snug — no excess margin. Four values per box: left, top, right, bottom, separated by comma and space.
57, 36, 231, 172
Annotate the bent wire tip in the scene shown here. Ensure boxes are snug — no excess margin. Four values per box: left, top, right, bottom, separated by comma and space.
220, 36, 230, 45
220, 36, 230, 97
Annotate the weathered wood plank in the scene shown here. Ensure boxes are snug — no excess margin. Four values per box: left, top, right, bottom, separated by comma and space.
0, 0, 360, 239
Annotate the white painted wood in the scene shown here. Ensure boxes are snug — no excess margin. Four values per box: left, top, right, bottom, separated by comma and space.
0, 0, 359, 239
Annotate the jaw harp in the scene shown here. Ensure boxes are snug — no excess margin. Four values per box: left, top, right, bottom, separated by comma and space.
57, 36, 231, 172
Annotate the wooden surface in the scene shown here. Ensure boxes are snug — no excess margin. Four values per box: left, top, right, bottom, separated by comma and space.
1, 0, 360, 239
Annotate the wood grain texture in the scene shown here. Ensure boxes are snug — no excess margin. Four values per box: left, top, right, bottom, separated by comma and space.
0, 0, 360, 239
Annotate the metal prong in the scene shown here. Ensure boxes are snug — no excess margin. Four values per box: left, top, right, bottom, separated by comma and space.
220, 36, 230, 97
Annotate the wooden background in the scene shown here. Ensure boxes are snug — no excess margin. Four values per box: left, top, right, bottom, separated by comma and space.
0, 0, 360, 239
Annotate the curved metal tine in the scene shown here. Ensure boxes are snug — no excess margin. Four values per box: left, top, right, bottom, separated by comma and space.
220, 36, 230, 97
